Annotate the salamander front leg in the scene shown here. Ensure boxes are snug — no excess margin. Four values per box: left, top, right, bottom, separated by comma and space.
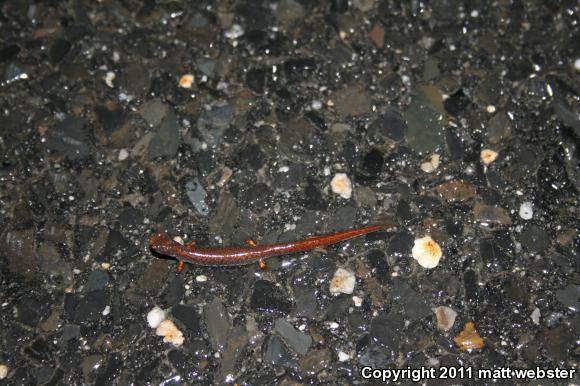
175, 240, 195, 273
245, 239, 257, 248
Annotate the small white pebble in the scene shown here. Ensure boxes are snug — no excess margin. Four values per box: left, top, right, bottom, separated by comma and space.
412, 236, 442, 269
352, 295, 363, 307
330, 173, 352, 199
337, 350, 351, 362
224, 24, 244, 39
530, 307, 541, 325
329, 322, 339, 329
518, 201, 533, 220
100, 262, 111, 269
104, 71, 115, 88
196, 275, 208, 282
575, 58, 580, 72
179, 74, 194, 89
147, 306, 166, 329
330, 268, 356, 294
0, 364, 8, 380
428, 357, 439, 366
420, 153, 440, 173
156, 319, 184, 347
432, 306, 457, 331
311, 100, 323, 110
102, 305, 111, 316
480, 149, 499, 165
485, 105, 496, 113
118, 149, 129, 161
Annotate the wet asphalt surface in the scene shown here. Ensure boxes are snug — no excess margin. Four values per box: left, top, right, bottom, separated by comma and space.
0, 1, 579, 385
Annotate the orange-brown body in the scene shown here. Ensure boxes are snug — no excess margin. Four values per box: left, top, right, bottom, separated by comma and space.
148, 224, 392, 267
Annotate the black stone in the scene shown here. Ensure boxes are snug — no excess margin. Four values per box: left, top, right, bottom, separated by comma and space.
61, 324, 81, 345
85, 270, 110, 292
444, 89, 471, 116
149, 109, 181, 159
0, 44, 20, 62
64, 293, 77, 321
17, 296, 48, 327
273, 162, 307, 189
246, 68, 266, 93
370, 312, 404, 348
94, 104, 126, 133
250, 280, 292, 316
293, 288, 317, 318
44, 116, 91, 161
94, 354, 123, 385
445, 127, 463, 160
245, 183, 273, 212
263, 335, 294, 367
24, 338, 52, 362
118, 207, 144, 228
331, 0, 349, 13
239, 143, 265, 170
386, 231, 413, 259
304, 111, 327, 131
464, 269, 480, 303
395, 200, 414, 222
359, 148, 384, 179
33, 367, 55, 385
103, 229, 132, 256
520, 224, 550, 253
366, 249, 389, 283
168, 349, 194, 377
303, 181, 326, 210
74, 290, 108, 323
49, 39, 71, 64
388, 280, 431, 321
284, 58, 316, 80
324, 295, 352, 320
162, 276, 185, 306
172, 304, 201, 334
371, 107, 407, 141
480, 236, 514, 273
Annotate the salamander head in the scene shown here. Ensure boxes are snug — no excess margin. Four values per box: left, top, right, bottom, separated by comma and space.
148, 233, 183, 258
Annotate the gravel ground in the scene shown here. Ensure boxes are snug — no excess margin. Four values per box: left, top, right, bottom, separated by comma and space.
0, 1, 579, 385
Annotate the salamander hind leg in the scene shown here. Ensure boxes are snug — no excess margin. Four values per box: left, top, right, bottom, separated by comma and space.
186, 240, 196, 249
176, 260, 185, 273
258, 259, 267, 270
